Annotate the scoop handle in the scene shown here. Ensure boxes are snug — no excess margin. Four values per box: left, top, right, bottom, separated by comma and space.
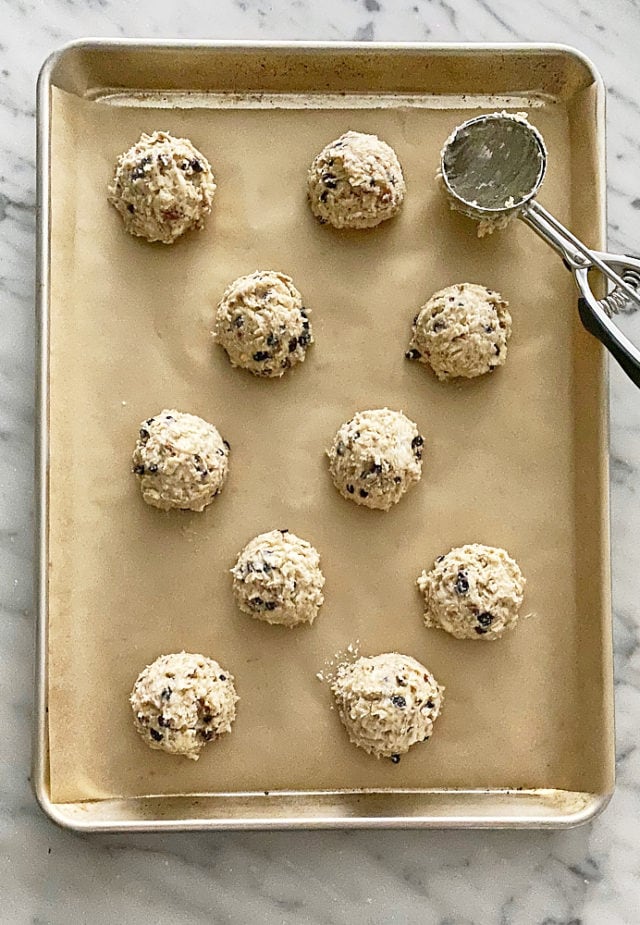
520, 203, 640, 388
575, 258, 640, 389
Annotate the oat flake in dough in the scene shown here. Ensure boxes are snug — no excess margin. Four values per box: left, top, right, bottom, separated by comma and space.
407, 283, 512, 380
231, 529, 325, 627
132, 409, 229, 512
213, 271, 313, 378
327, 408, 423, 511
130, 652, 238, 760
307, 131, 406, 229
417, 544, 526, 640
331, 653, 444, 760
107, 131, 216, 244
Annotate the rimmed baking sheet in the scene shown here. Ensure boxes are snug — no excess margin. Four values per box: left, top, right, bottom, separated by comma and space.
35, 41, 614, 830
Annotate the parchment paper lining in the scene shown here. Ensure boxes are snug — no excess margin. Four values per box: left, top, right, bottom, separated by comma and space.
47, 85, 611, 803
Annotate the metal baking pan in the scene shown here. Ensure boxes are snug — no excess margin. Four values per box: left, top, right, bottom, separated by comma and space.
35, 40, 614, 831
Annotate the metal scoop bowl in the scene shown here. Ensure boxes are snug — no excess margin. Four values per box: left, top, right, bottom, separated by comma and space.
440, 112, 640, 387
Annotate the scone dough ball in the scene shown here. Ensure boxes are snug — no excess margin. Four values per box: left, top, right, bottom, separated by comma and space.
331, 653, 444, 761
417, 544, 526, 640
327, 408, 423, 511
406, 283, 512, 380
213, 271, 313, 378
130, 652, 238, 760
108, 131, 216, 244
132, 409, 229, 512
307, 131, 406, 229
231, 529, 325, 627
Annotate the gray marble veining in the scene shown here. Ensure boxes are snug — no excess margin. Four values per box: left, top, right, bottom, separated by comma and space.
1, 0, 640, 922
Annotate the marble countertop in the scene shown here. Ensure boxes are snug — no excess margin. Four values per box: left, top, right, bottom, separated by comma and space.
2, 0, 640, 922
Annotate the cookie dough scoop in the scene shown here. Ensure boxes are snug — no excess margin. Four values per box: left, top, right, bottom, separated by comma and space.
130, 652, 238, 760
331, 652, 444, 761
231, 529, 325, 627
108, 130, 216, 244
132, 409, 229, 512
307, 130, 405, 229
213, 270, 313, 378
327, 408, 423, 511
417, 543, 526, 640
407, 283, 511, 380
440, 111, 640, 388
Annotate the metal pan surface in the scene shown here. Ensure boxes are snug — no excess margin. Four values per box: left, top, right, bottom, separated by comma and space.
35, 40, 613, 831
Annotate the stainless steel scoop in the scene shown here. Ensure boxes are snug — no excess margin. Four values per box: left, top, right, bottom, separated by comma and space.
440, 112, 640, 387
